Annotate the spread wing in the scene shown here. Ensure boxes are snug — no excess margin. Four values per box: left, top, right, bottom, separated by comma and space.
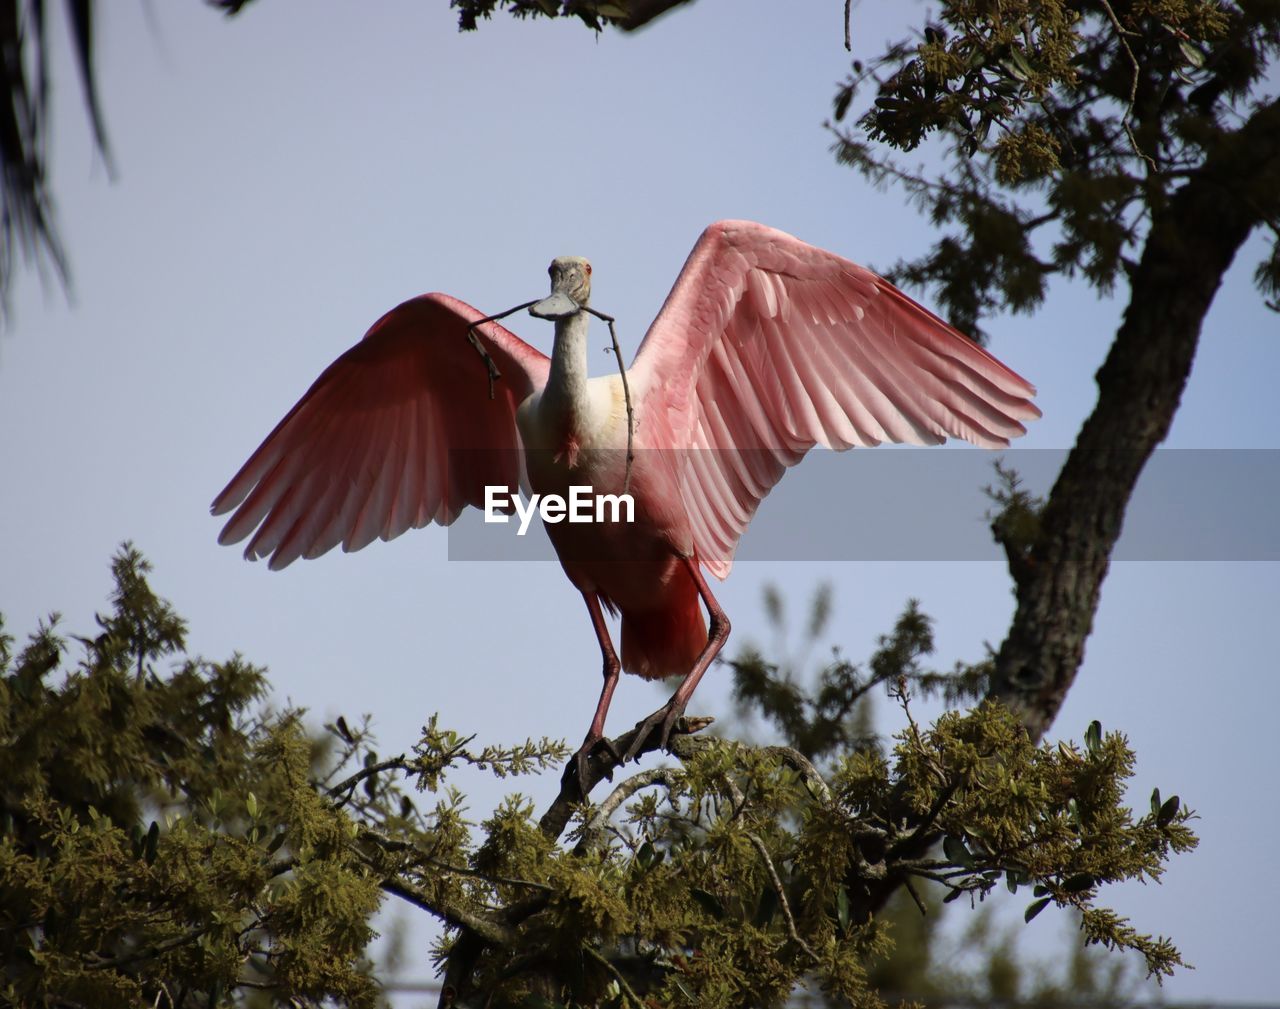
212, 292, 549, 569
628, 220, 1040, 578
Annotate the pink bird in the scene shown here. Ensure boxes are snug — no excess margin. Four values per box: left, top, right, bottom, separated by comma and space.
212, 220, 1039, 782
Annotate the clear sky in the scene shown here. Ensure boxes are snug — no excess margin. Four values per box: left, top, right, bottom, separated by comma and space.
0, 0, 1276, 1001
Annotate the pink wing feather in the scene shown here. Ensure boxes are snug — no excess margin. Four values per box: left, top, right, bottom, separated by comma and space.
212, 293, 549, 569
629, 220, 1040, 579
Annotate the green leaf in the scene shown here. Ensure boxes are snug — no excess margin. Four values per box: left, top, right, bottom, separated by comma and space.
834, 86, 853, 122
1158, 795, 1181, 826
1178, 39, 1205, 69
1084, 720, 1102, 754
836, 886, 850, 932
942, 887, 964, 903
944, 835, 974, 867
1150, 787, 1162, 816
144, 820, 160, 865
1063, 872, 1094, 893
335, 716, 354, 743
245, 792, 258, 818
1024, 896, 1051, 922
595, 2, 629, 17
1000, 56, 1029, 82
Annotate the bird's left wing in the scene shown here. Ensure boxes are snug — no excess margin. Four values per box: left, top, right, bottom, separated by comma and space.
628, 220, 1040, 579
212, 293, 549, 568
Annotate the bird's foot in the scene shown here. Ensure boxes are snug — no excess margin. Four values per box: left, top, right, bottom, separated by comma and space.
621, 698, 689, 764
563, 733, 623, 799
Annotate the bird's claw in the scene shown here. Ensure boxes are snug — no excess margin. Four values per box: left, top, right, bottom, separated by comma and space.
621, 700, 687, 764
564, 734, 623, 799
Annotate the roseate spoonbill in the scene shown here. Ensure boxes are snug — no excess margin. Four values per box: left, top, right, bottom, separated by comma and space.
212, 220, 1039, 780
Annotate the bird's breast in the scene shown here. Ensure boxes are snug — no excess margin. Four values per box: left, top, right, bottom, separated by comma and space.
518, 376, 629, 484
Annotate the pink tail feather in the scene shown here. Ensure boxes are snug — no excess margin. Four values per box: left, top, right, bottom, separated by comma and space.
619, 574, 707, 681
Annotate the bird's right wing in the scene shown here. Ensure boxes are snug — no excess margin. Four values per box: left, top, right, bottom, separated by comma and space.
628, 220, 1040, 579
212, 293, 549, 569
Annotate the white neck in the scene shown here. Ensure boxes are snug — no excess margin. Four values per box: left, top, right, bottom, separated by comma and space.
543, 310, 592, 425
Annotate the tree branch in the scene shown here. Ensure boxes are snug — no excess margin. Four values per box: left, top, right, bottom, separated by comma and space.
618, 0, 696, 31
538, 715, 713, 841
325, 754, 411, 802
380, 876, 516, 947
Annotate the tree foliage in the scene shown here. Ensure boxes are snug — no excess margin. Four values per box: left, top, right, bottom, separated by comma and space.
830, 0, 1279, 336
726, 585, 1167, 1008
0, 549, 1197, 1007
729, 585, 988, 765
1, 547, 383, 1007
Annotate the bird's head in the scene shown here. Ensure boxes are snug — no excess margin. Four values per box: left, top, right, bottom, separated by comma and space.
529, 256, 591, 320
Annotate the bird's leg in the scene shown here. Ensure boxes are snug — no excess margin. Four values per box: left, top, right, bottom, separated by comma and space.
623, 556, 731, 762
568, 592, 624, 791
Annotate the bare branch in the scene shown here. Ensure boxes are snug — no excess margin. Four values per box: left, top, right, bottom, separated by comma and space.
464, 301, 538, 398
759, 745, 833, 805
585, 945, 646, 1008
1097, 0, 1157, 171
85, 928, 208, 971
747, 832, 820, 965
325, 755, 411, 803
577, 767, 678, 855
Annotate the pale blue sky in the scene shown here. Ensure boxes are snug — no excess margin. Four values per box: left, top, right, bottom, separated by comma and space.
0, 0, 1276, 1001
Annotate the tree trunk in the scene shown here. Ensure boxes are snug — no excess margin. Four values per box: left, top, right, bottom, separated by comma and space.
989, 97, 1280, 740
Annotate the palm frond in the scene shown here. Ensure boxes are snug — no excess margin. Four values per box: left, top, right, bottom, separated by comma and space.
0, 0, 111, 322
